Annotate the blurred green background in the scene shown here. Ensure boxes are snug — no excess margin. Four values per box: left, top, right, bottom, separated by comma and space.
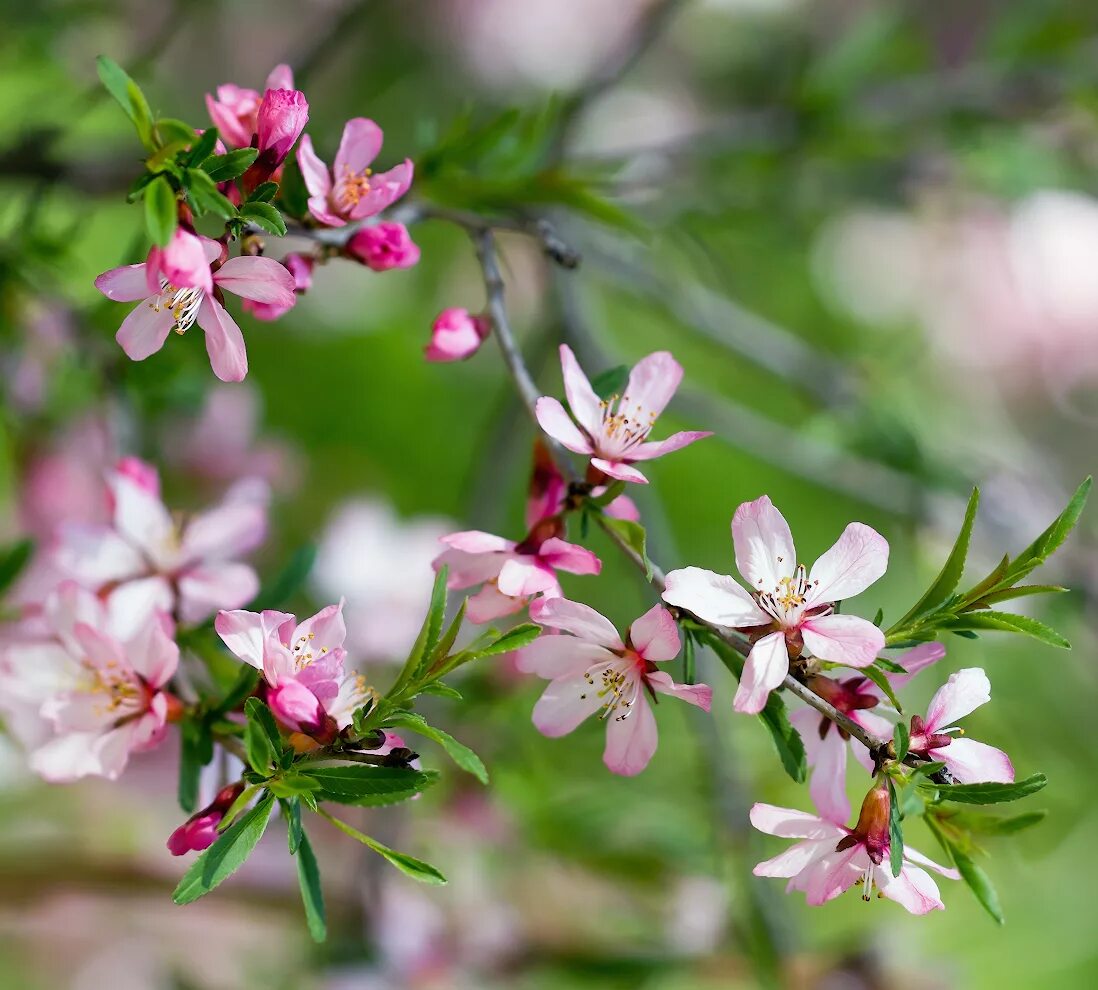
1, 0, 1096, 987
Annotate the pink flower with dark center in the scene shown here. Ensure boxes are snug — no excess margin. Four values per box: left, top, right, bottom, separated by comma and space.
433, 519, 601, 623
297, 118, 413, 227
206, 64, 295, 149
95, 237, 296, 381
167, 781, 245, 855
425, 308, 490, 363
790, 643, 943, 823
519, 599, 711, 776
242, 253, 314, 322
663, 496, 888, 714
904, 667, 1014, 784
535, 344, 711, 484
0, 583, 179, 782
751, 784, 958, 914
54, 460, 267, 638
347, 222, 420, 271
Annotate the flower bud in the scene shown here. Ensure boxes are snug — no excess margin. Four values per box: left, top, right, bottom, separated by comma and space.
846, 782, 891, 865
424, 308, 490, 363
346, 222, 420, 271
166, 781, 245, 856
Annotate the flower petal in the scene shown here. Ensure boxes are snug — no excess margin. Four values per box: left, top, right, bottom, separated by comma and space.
733, 631, 790, 714
110, 471, 175, 564
465, 583, 529, 623
534, 397, 595, 455
603, 687, 658, 776
924, 667, 992, 731
515, 636, 615, 679
749, 803, 843, 839
800, 614, 884, 667
198, 296, 248, 382
96, 264, 153, 302
215, 608, 294, 668
498, 557, 557, 597
177, 563, 260, 625
333, 117, 383, 176
124, 615, 179, 687
528, 597, 622, 649
348, 160, 414, 219
903, 843, 960, 878
808, 728, 851, 826
537, 538, 602, 576
662, 566, 767, 627
621, 351, 682, 419
557, 344, 603, 437
627, 431, 712, 461
627, 604, 679, 662
439, 530, 515, 554
296, 134, 332, 200
646, 670, 712, 711
753, 838, 834, 878
590, 457, 649, 484
887, 642, 946, 689
531, 673, 606, 737
115, 297, 175, 361
293, 601, 348, 653
181, 497, 268, 562
732, 495, 796, 592
214, 256, 297, 305
105, 577, 174, 641
806, 522, 889, 606
935, 737, 1015, 784
875, 864, 945, 915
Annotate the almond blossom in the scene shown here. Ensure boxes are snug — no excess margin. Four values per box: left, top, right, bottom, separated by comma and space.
53, 460, 267, 638
347, 222, 421, 271
662, 495, 888, 714
433, 522, 601, 623
297, 118, 413, 227
0, 582, 179, 782
242, 253, 314, 322
751, 784, 958, 914
95, 237, 296, 381
790, 643, 945, 823
425, 308, 490, 363
526, 438, 638, 527
904, 667, 1014, 784
519, 599, 712, 776
206, 64, 295, 149
534, 344, 711, 484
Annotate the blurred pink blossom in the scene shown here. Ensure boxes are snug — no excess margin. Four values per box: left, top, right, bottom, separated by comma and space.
425, 308, 490, 363
206, 63, 295, 149
347, 222, 421, 271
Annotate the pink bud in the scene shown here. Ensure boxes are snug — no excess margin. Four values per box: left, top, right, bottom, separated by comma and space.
256, 89, 309, 166
268, 678, 326, 736
145, 228, 212, 295
167, 810, 222, 855
346, 222, 421, 272
114, 456, 160, 497
425, 308, 491, 363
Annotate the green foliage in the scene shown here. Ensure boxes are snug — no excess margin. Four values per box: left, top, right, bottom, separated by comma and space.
243, 698, 283, 776
294, 830, 327, 942
0, 539, 33, 597
185, 168, 237, 219
599, 516, 653, 580
300, 764, 440, 806
201, 148, 259, 182
178, 718, 213, 813
96, 55, 153, 148
886, 777, 904, 878
927, 773, 1048, 806
590, 365, 629, 399
318, 810, 446, 885
144, 175, 178, 247
386, 711, 489, 784
239, 202, 288, 237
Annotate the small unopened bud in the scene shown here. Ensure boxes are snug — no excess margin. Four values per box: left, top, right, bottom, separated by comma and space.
849, 782, 891, 865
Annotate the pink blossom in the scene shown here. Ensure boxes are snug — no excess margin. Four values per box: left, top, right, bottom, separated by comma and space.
242, 253, 314, 322
215, 602, 372, 741
167, 781, 245, 855
905, 667, 1014, 784
0, 583, 179, 782
205, 64, 295, 149
525, 439, 638, 528
144, 228, 212, 294
433, 523, 601, 623
663, 496, 888, 714
297, 118, 413, 227
251, 89, 309, 179
519, 599, 710, 775
790, 643, 944, 823
425, 308, 490, 363
347, 222, 420, 271
751, 785, 958, 914
95, 237, 296, 381
535, 345, 711, 484
54, 460, 267, 637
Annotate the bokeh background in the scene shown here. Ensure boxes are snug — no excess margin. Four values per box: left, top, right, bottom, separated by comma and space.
1, 0, 1097, 987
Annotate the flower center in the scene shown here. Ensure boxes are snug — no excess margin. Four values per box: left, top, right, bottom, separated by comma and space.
854, 865, 883, 902
335, 164, 373, 212
756, 565, 819, 625
82, 658, 143, 718
153, 280, 205, 335
580, 661, 641, 721
596, 394, 655, 458
283, 631, 331, 670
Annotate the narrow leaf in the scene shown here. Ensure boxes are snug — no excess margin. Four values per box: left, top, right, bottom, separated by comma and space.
239, 201, 288, 236
295, 830, 327, 942
952, 845, 1004, 924
95, 55, 153, 146
934, 773, 1048, 805
887, 778, 904, 878
318, 810, 446, 885
894, 720, 910, 762
145, 176, 178, 248
0, 539, 34, 596
1003, 477, 1091, 585
600, 516, 653, 580
301, 765, 439, 806
201, 147, 259, 182
943, 612, 1069, 649
386, 712, 488, 784
860, 664, 904, 715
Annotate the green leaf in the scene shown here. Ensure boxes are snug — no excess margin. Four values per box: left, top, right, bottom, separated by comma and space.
144, 176, 178, 248
301, 765, 440, 806
947, 809, 1047, 835
909, 760, 947, 780
186, 168, 237, 219
243, 698, 282, 776
952, 845, 1004, 924
186, 127, 221, 167
283, 798, 303, 854
295, 829, 327, 942
972, 585, 1068, 606
891, 488, 978, 631
451, 623, 540, 666
419, 681, 462, 701
933, 773, 1048, 805
887, 778, 904, 878
874, 656, 908, 674
155, 118, 196, 147
201, 147, 259, 182
248, 545, 316, 611
427, 597, 466, 671
589, 365, 629, 399
392, 567, 450, 694
682, 628, 696, 685
266, 772, 323, 799
319, 810, 446, 885
239, 202, 288, 236
893, 720, 910, 762
172, 793, 274, 904
942, 612, 1070, 649
860, 664, 904, 715
178, 718, 213, 812
1002, 477, 1091, 585
95, 55, 153, 147
600, 516, 652, 580
215, 665, 260, 715
386, 712, 488, 784
0, 539, 34, 596
758, 693, 808, 784
248, 181, 280, 203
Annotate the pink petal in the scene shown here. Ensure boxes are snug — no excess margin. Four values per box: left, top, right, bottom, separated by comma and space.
30, 731, 115, 783
808, 728, 851, 826
528, 597, 622, 649
662, 566, 767, 627
296, 134, 332, 200
515, 636, 616, 680
433, 547, 507, 589
748, 803, 841, 839
732, 495, 796, 593
924, 667, 991, 731
293, 601, 348, 653
158, 228, 213, 293
627, 604, 679, 662
904, 843, 960, 878
498, 557, 557, 597
888, 642, 946, 690
307, 197, 346, 227
265, 64, 294, 90
347, 160, 414, 220
627, 431, 712, 461
215, 608, 294, 668
603, 687, 658, 776
800, 614, 884, 667
214, 256, 297, 305
181, 498, 268, 562
177, 563, 260, 625
875, 865, 945, 915
621, 351, 682, 419
105, 577, 174, 641
95, 264, 153, 302
110, 472, 175, 562
558, 344, 603, 437
935, 738, 1015, 784
537, 537, 602, 576
54, 525, 145, 586
733, 631, 789, 714
806, 522, 889, 607
531, 672, 606, 737
440, 530, 515, 554
268, 678, 324, 734
197, 296, 248, 382
465, 584, 527, 624
801, 847, 864, 906
333, 117, 383, 176
753, 838, 834, 878
124, 615, 179, 688
590, 457, 649, 484
115, 297, 175, 361
534, 397, 595, 455
646, 671, 712, 711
